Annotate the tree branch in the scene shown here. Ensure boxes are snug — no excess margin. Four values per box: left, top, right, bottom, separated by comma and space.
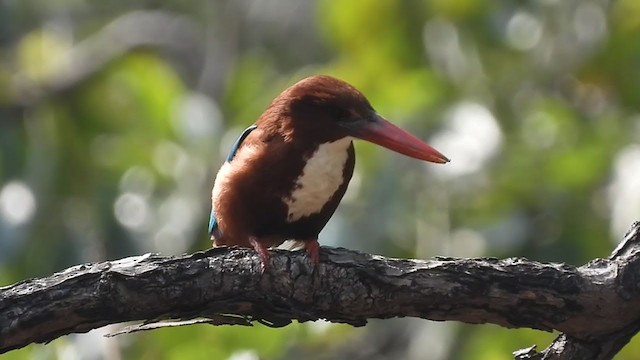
2, 222, 640, 359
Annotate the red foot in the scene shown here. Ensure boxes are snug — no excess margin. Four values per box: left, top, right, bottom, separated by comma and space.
304, 239, 321, 265
249, 237, 270, 272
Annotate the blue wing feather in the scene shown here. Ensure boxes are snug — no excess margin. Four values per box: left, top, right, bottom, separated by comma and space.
227, 125, 258, 162
209, 211, 221, 238
209, 125, 258, 236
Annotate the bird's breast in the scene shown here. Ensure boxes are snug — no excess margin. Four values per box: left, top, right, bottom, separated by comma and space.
283, 137, 353, 222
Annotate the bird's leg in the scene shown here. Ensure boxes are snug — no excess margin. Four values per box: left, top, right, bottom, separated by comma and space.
249, 237, 270, 272
304, 239, 321, 265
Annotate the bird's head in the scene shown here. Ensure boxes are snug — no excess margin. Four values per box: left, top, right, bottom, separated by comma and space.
263, 75, 449, 164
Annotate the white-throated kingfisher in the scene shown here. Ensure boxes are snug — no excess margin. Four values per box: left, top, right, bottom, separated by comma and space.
210, 75, 449, 269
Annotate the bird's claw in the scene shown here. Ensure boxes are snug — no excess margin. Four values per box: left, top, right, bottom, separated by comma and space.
249, 237, 270, 272
304, 240, 321, 267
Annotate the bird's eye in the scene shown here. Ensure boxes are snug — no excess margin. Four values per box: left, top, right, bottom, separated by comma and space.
333, 107, 352, 121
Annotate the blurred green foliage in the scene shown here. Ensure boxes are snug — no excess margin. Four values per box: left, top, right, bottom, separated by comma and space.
1, 0, 640, 359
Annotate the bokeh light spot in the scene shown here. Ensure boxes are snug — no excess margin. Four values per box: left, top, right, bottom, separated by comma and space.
506, 11, 542, 51
609, 145, 640, 240
431, 102, 503, 178
114, 192, 149, 230
0, 181, 37, 226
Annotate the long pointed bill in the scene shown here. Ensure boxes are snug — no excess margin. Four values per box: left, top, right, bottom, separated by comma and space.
342, 114, 449, 164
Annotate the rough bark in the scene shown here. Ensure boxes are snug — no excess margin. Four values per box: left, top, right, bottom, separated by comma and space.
2, 222, 640, 359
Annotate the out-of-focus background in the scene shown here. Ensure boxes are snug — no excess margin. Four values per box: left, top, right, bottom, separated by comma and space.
1, 0, 639, 359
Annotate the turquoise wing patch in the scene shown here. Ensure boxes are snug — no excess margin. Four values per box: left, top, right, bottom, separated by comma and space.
226, 125, 257, 162
209, 210, 220, 237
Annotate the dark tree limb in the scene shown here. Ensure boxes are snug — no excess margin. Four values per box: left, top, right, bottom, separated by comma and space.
2, 222, 640, 359
513, 223, 640, 360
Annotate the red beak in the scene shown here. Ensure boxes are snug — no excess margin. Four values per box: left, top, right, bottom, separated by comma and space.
342, 114, 450, 164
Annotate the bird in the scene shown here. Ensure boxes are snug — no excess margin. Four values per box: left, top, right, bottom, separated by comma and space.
210, 75, 449, 269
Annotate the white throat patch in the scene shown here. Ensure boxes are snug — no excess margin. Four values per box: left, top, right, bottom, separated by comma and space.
283, 137, 352, 222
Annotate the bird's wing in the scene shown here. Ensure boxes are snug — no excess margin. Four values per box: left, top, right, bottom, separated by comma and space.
226, 124, 258, 162
209, 125, 258, 236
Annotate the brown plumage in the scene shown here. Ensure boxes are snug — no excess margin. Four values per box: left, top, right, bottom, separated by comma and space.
210, 75, 449, 269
